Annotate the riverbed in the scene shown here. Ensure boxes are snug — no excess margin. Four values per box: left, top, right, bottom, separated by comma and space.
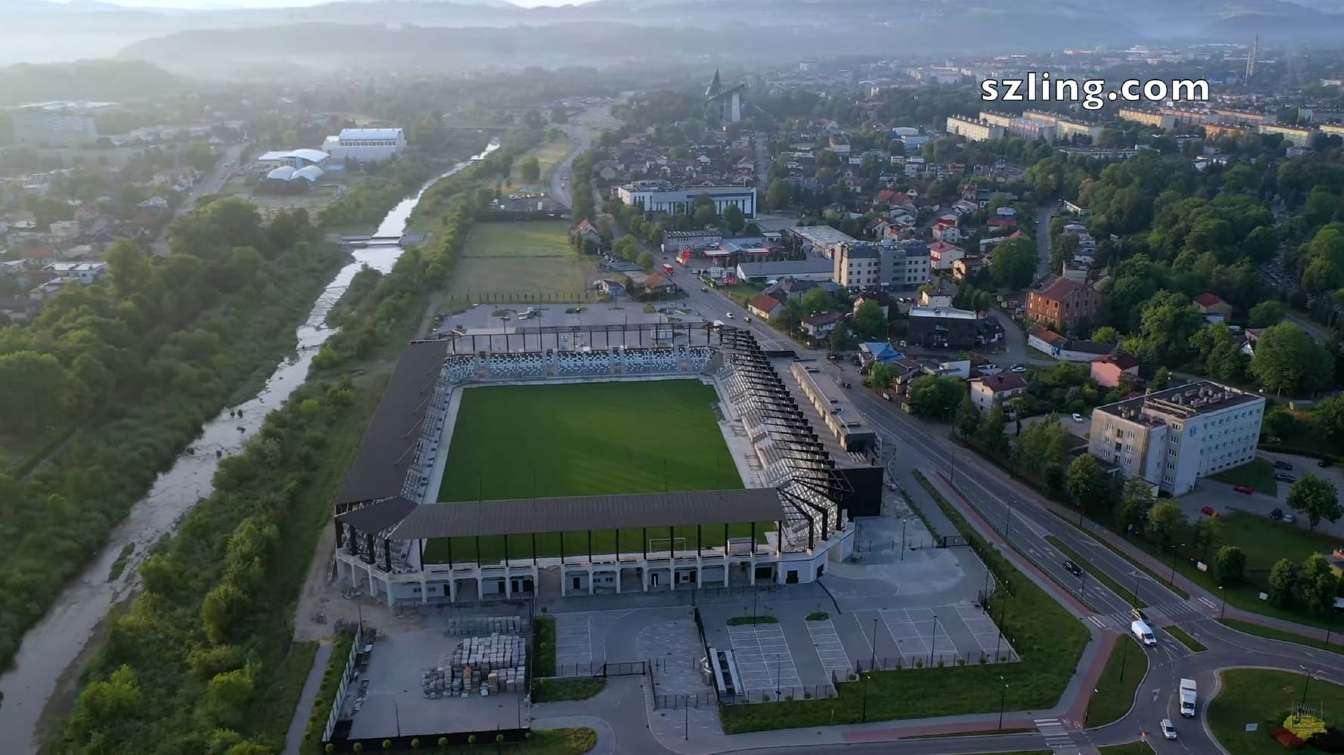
0, 139, 498, 752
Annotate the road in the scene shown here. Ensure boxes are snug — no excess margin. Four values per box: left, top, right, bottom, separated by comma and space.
632, 273, 1344, 753
549, 102, 619, 210
150, 141, 246, 256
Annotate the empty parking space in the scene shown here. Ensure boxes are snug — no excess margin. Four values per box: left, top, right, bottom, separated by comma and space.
804, 618, 851, 678
729, 624, 801, 693
878, 608, 955, 665
554, 613, 593, 673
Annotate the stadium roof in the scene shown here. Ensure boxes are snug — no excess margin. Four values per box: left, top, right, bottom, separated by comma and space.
388, 489, 785, 540
335, 339, 449, 505
338, 495, 418, 533
339, 128, 404, 141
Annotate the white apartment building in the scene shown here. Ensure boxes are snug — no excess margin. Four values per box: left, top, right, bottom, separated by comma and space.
1258, 123, 1314, 147
321, 128, 407, 163
833, 242, 881, 289
946, 115, 1004, 142
617, 181, 757, 218
1088, 381, 1265, 496
1024, 111, 1103, 142
1117, 108, 1176, 130
881, 240, 931, 288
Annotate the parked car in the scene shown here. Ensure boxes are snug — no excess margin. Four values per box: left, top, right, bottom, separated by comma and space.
1320, 458, 1335, 468
1273, 460, 1294, 471
1270, 508, 1283, 521
826, 353, 841, 361
1200, 505, 1219, 517
1071, 413, 1084, 423
1063, 560, 1083, 577
1283, 511, 1297, 523
1010, 364, 1027, 373
1275, 473, 1296, 483
1234, 484, 1255, 495
726, 312, 734, 319
1161, 718, 1178, 740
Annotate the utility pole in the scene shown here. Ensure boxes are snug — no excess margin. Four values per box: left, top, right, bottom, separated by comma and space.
929, 613, 938, 667
871, 616, 879, 670
998, 678, 1008, 729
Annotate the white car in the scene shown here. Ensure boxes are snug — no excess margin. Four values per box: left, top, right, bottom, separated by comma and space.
1072, 413, 1084, 423
726, 312, 734, 319
1160, 718, 1177, 740
1010, 364, 1027, 373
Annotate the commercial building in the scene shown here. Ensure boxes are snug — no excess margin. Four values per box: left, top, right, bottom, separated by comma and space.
1027, 277, 1101, 331
945, 115, 1004, 142
881, 239, 931, 288
787, 225, 856, 259
907, 306, 998, 350
254, 148, 330, 175
735, 258, 832, 283
617, 181, 756, 218
1088, 381, 1265, 496
322, 127, 407, 163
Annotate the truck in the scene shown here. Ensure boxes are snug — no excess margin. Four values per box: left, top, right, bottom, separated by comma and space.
1179, 678, 1197, 717
1131, 619, 1156, 647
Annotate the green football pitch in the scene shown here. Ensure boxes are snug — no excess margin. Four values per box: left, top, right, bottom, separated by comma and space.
425, 380, 770, 563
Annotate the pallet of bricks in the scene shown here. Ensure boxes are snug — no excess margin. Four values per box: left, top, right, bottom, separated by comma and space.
453, 634, 527, 696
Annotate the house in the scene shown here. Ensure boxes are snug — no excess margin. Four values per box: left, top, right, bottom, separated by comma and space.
859, 341, 902, 365
1091, 353, 1140, 388
852, 293, 892, 319
928, 241, 966, 271
801, 311, 845, 338
919, 278, 957, 308
640, 272, 677, 296
932, 217, 962, 243
952, 255, 986, 281
748, 294, 785, 321
572, 219, 602, 249
970, 373, 1028, 413
595, 278, 627, 298
1027, 277, 1102, 331
1027, 326, 1113, 362
1194, 292, 1234, 323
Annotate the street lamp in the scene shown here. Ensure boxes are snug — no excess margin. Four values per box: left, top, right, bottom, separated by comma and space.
871, 616, 879, 670
998, 676, 1009, 730
1168, 543, 1184, 588
929, 613, 939, 667
862, 672, 871, 722
1219, 585, 1227, 620
1299, 665, 1314, 722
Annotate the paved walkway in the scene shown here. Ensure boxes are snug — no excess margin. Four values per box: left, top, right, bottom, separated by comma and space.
283, 640, 333, 755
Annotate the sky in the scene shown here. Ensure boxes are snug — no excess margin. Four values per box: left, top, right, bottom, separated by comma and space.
85, 0, 592, 8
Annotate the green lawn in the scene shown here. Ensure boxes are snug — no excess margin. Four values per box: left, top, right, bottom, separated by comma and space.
1219, 619, 1344, 655
1166, 625, 1207, 652
1212, 458, 1279, 496
1139, 511, 1344, 630
1098, 744, 1153, 755
425, 381, 767, 563
718, 473, 1089, 734
532, 677, 605, 702
534, 617, 556, 676
1086, 636, 1148, 727
1208, 669, 1344, 755
464, 221, 575, 258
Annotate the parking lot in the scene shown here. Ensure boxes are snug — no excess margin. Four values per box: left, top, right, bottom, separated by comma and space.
804, 617, 852, 678
850, 602, 1017, 668
729, 623, 802, 694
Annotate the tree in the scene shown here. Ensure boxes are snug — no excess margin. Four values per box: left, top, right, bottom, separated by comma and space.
955, 394, 980, 438
990, 237, 1037, 290
1145, 500, 1185, 550
1287, 475, 1342, 531
1135, 291, 1202, 367
1116, 480, 1155, 533
907, 375, 964, 419
1151, 367, 1171, 390
722, 205, 746, 235
975, 405, 1010, 457
1192, 516, 1223, 562
0, 351, 71, 432
1214, 545, 1246, 585
1065, 455, 1108, 517
866, 362, 893, 390
1300, 554, 1340, 615
636, 251, 655, 271
1268, 557, 1300, 607
1091, 326, 1120, 345
1248, 299, 1287, 328
1315, 397, 1344, 444
853, 300, 886, 339
800, 288, 834, 316
828, 324, 853, 352
1250, 323, 1334, 396
766, 179, 791, 210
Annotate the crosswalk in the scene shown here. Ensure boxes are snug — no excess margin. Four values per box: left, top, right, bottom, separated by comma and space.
1035, 717, 1081, 753
1085, 599, 1208, 630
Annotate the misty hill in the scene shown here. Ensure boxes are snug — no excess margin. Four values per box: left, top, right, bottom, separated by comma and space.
0, 59, 184, 105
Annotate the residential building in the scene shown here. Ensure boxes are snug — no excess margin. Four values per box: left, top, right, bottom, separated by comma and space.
617, 181, 756, 218
1027, 277, 1102, 331
1258, 123, 1314, 147
928, 241, 965, 271
932, 217, 962, 243
1194, 292, 1233, 323
970, 372, 1027, 414
44, 261, 107, 285
1214, 108, 1275, 126
1117, 108, 1176, 130
833, 242, 881, 289
748, 294, 785, 321
321, 128, 407, 163
1322, 123, 1344, 138
801, 312, 844, 338
945, 115, 1004, 142
908, 306, 998, 349
1088, 381, 1265, 496
787, 225, 856, 260
1203, 121, 1250, 140
1023, 111, 1103, 142
10, 104, 99, 146
1091, 353, 1140, 388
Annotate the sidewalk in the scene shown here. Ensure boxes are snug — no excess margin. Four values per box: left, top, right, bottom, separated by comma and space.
283, 640, 333, 755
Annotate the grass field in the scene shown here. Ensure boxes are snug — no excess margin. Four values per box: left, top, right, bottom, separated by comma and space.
446, 221, 595, 302
1135, 511, 1344, 630
1208, 668, 1344, 755
1085, 636, 1147, 727
1212, 458, 1279, 496
507, 139, 572, 190
424, 381, 765, 563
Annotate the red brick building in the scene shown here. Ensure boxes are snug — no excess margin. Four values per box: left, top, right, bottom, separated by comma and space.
1026, 277, 1101, 331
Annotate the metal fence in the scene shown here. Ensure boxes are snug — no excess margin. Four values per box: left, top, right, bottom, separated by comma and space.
550, 660, 649, 678
837, 650, 1019, 678
720, 685, 837, 705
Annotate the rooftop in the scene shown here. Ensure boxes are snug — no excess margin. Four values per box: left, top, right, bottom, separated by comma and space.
1095, 380, 1261, 423
789, 225, 856, 247
910, 305, 977, 321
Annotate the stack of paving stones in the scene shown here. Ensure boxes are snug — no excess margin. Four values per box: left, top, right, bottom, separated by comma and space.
449, 634, 527, 695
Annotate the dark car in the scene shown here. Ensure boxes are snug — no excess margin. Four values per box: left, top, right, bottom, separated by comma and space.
1321, 458, 1335, 468
1234, 484, 1255, 495
1275, 473, 1296, 483
1273, 460, 1294, 471
1063, 560, 1083, 577
1270, 508, 1284, 521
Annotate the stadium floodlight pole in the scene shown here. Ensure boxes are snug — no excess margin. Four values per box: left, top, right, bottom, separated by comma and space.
928, 613, 938, 667
871, 616, 878, 670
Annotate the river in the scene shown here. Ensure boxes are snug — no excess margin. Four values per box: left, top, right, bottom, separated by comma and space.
0, 139, 498, 751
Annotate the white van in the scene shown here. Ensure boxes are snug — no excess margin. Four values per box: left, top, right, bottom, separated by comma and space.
1131, 619, 1156, 647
